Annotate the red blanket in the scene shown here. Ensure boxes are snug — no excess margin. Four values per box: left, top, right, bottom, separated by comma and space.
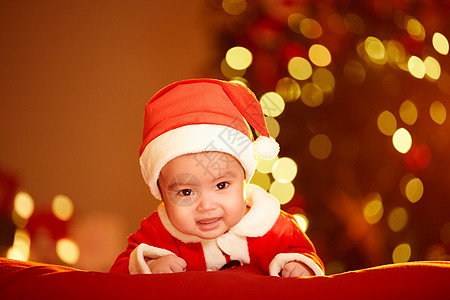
1, 257, 449, 299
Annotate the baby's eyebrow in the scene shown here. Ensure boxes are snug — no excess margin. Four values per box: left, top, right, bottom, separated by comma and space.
213, 170, 237, 181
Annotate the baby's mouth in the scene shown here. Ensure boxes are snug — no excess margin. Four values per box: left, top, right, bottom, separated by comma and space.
197, 217, 221, 230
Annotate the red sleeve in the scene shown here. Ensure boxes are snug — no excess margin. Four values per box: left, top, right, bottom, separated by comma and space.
109, 211, 180, 274
248, 210, 324, 274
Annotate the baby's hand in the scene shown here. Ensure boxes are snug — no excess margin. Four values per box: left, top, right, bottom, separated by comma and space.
281, 261, 314, 278
147, 254, 187, 274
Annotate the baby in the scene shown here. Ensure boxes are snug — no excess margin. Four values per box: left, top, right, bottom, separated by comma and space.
110, 79, 324, 277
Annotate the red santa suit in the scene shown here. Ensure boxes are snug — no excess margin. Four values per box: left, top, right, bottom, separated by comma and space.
110, 184, 324, 276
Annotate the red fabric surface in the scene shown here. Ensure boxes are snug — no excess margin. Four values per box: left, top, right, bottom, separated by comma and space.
1, 257, 449, 299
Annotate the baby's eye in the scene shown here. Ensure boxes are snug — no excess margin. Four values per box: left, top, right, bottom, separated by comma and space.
178, 189, 193, 196
216, 182, 229, 190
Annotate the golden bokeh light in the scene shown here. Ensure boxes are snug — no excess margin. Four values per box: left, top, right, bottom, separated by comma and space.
392, 128, 412, 154
430, 101, 447, 125
399, 100, 418, 125
424, 56, 441, 80
221, 59, 246, 79
288, 57, 312, 80
256, 156, 278, 174
229, 77, 248, 87
226, 46, 252, 70
364, 36, 386, 64
392, 243, 411, 263
312, 68, 335, 94
249, 170, 271, 191
6, 229, 31, 261
300, 18, 322, 39
432, 32, 449, 55
265, 116, 280, 138
405, 177, 424, 203
287, 13, 303, 33
388, 207, 408, 232
52, 194, 74, 221
272, 157, 298, 183
377, 111, 397, 136
309, 44, 332, 67
309, 134, 332, 159
294, 214, 309, 232
386, 40, 406, 67
406, 17, 425, 41
260, 92, 285, 117
56, 238, 80, 265
269, 181, 295, 205
222, 0, 247, 15
363, 193, 384, 225
276, 77, 301, 102
13, 192, 35, 220
343, 59, 366, 85
301, 83, 324, 107
408, 56, 425, 79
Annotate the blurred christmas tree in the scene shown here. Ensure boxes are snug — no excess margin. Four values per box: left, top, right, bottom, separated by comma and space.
209, 0, 450, 273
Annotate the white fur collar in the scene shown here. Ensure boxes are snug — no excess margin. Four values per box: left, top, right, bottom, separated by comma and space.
157, 184, 280, 243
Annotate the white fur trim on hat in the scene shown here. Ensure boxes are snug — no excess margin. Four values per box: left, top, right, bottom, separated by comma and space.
253, 136, 279, 159
140, 124, 257, 199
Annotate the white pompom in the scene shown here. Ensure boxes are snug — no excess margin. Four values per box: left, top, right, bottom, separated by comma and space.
253, 136, 279, 159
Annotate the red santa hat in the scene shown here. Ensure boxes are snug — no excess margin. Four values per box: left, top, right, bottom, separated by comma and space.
139, 78, 279, 199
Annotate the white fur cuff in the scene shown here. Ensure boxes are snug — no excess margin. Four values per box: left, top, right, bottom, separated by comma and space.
268, 253, 324, 277
128, 243, 176, 275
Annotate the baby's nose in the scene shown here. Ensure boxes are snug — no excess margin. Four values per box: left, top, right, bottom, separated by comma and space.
197, 192, 219, 211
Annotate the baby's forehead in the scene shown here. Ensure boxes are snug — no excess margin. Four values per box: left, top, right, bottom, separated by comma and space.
161, 151, 245, 178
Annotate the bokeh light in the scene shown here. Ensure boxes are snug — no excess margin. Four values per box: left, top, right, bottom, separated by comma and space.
345, 13, 365, 34
249, 170, 271, 191
406, 17, 425, 41
300, 18, 322, 39
430, 101, 447, 125
309, 44, 332, 67
363, 193, 384, 225
405, 177, 424, 203
52, 194, 74, 221
432, 32, 449, 55
392, 243, 411, 263
56, 238, 80, 265
265, 116, 280, 138
222, 0, 247, 15
293, 214, 309, 232
221, 59, 246, 79
288, 57, 312, 80
377, 111, 397, 136
408, 56, 425, 79
13, 192, 35, 220
392, 128, 412, 154
256, 156, 278, 174
260, 92, 285, 117
6, 229, 31, 261
272, 157, 297, 183
276, 77, 301, 102
399, 100, 418, 125
269, 181, 295, 205
309, 134, 332, 159
424, 56, 441, 80
226, 46, 252, 70
365, 36, 386, 64
312, 68, 335, 94
301, 83, 324, 107
388, 207, 408, 232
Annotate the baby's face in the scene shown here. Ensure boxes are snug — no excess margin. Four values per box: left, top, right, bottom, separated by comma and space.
159, 152, 247, 240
